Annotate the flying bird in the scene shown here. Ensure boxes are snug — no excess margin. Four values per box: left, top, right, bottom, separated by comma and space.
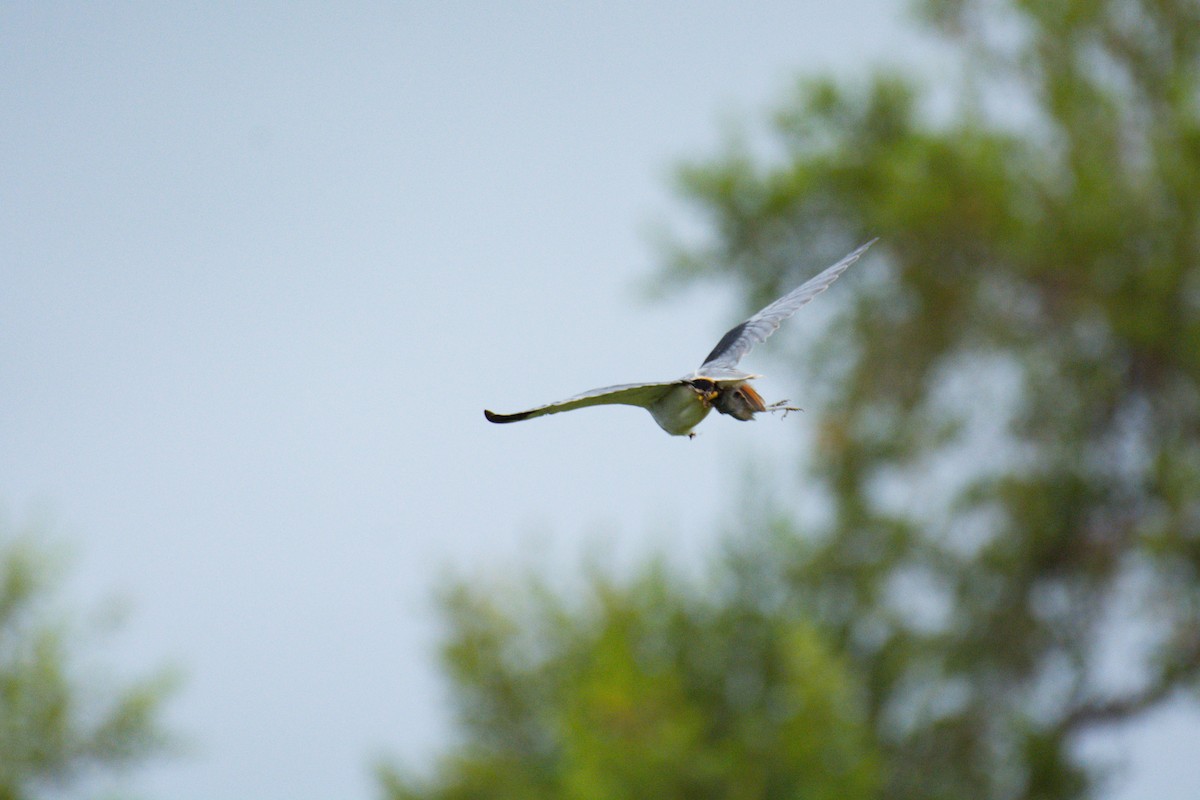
484, 239, 876, 437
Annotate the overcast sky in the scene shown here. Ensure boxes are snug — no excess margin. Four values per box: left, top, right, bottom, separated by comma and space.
2, 3, 1197, 799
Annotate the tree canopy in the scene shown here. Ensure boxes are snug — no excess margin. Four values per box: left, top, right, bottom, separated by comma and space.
0, 525, 174, 800
389, 1, 1200, 798
383, 567, 880, 800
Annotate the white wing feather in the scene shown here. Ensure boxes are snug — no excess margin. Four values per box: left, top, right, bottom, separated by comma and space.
484, 381, 682, 424
700, 239, 876, 370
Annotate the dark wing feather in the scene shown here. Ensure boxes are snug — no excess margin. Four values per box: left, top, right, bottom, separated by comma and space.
700, 239, 876, 370
484, 381, 681, 424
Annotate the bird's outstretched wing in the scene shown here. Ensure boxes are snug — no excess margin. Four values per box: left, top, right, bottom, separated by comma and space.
699, 239, 877, 371
484, 381, 682, 424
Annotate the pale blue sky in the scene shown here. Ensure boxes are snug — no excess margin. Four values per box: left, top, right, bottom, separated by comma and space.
2, 3, 1196, 799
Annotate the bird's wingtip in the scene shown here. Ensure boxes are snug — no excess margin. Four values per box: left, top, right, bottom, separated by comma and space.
485, 409, 530, 424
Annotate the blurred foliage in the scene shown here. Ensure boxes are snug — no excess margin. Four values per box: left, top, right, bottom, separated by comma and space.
380, 564, 880, 800
389, 1, 1199, 799
0, 524, 174, 800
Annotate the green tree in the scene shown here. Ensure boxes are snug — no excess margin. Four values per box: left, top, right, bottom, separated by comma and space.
390, 1, 1199, 798
381, 564, 880, 800
0, 524, 174, 800
657, 1, 1200, 797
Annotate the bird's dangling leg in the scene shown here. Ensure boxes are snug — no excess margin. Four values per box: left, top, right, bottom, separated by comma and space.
766, 400, 802, 419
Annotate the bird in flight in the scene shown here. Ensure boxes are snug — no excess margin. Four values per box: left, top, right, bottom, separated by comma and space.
485, 239, 876, 437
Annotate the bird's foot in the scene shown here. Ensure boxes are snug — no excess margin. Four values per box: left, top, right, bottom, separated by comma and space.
766, 400, 802, 419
